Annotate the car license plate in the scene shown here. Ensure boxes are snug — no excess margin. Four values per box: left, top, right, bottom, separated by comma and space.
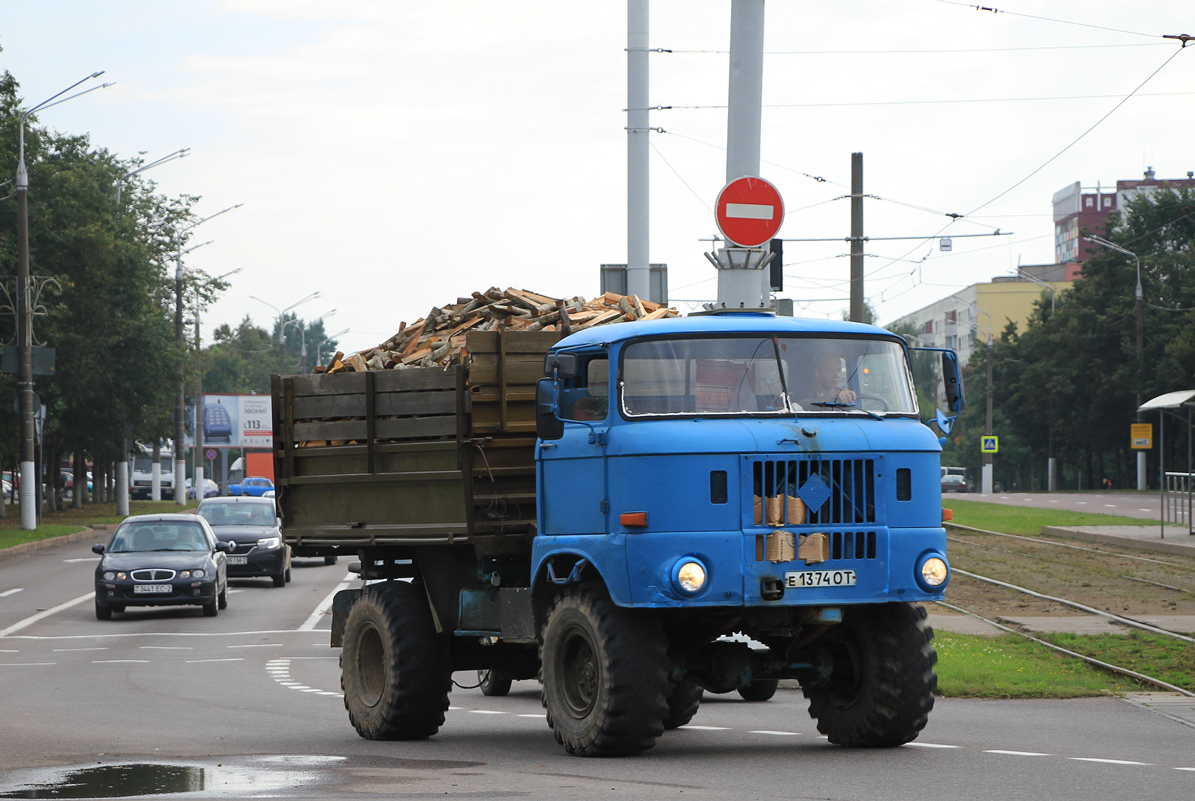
133, 584, 172, 594
785, 569, 857, 588
227, 556, 248, 565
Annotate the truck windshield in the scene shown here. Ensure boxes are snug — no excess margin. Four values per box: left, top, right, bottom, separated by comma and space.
619, 335, 917, 418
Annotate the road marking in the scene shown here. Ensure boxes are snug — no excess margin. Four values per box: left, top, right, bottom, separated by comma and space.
299, 574, 355, 632
1048, 499, 1058, 502
1104, 504, 1117, 508
750, 730, 800, 736
1176, 767, 1195, 771
1139, 509, 1152, 512
448, 706, 463, 710
0, 592, 93, 638
6, 629, 329, 641
92, 659, 150, 664
63, 557, 101, 563
0, 588, 23, 597
518, 714, 543, 718
1069, 757, 1151, 766
0, 649, 18, 653
470, 710, 506, 715
228, 643, 284, 648
1076, 501, 1087, 505
53, 647, 108, 652
904, 742, 960, 749
186, 657, 244, 663
140, 646, 193, 650
986, 750, 1050, 756
680, 725, 730, 730
0, 662, 55, 666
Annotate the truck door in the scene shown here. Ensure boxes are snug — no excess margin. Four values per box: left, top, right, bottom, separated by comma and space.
539, 353, 609, 536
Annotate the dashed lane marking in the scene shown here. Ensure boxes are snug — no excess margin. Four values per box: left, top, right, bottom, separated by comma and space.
0, 662, 55, 666
228, 643, 284, 648
750, 730, 801, 736
904, 742, 961, 749
518, 714, 543, 718
470, 710, 506, 715
186, 658, 244, 664
986, 750, 1051, 756
53, 647, 107, 652
0, 592, 93, 637
63, 558, 100, 563
0, 588, 23, 597
679, 725, 731, 731
0, 649, 18, 653
92, 659, 149, 664
1069, 758, 1152, 766
141, 646, 193, 650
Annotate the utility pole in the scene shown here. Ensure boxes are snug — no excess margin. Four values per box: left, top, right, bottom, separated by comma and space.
850, 152, 864, 322
626, 0, 651, 301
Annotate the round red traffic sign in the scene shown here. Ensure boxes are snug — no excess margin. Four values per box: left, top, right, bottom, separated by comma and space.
715, 176, 784, 247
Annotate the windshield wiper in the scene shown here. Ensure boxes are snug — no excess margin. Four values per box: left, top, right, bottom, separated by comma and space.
810, 401, 883, 420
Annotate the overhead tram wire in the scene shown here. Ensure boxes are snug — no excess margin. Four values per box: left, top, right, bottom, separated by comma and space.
664, 43, 1170, 55
931, 0, 1164, 40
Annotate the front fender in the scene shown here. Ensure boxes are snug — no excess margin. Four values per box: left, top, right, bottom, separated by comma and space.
531, 534, 632, 606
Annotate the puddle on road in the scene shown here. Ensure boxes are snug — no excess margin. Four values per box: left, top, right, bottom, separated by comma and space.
0, 756, 342, 798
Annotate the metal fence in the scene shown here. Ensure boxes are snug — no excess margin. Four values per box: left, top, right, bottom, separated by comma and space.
1162, 471, 1194, 536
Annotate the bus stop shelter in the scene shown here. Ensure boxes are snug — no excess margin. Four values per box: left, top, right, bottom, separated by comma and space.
1138, 390, 1195, 538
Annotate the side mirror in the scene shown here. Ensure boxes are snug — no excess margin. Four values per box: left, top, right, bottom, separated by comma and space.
942, 351, 964, 412
543, 352, 579, 379
536, 378, 565, 441
214, 541, 230, 553
91, 543, 105, 555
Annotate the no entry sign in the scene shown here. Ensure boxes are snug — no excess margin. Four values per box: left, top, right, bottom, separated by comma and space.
715, 176, 784, 247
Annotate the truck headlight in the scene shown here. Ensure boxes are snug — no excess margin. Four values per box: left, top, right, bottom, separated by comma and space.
919, 556, 949, 588
671, 558, 708, 595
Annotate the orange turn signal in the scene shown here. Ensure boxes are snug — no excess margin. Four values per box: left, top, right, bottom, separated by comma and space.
942, 508, 953, 522
620, 512, 648, 527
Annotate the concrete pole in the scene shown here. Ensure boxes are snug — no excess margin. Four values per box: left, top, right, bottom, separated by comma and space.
16, 123, 37, 531
850, 152, 865, 323
195, 300, 204, 500
982, 341, 994, 494
174, 241, 187, 505
627, 0, 651, 301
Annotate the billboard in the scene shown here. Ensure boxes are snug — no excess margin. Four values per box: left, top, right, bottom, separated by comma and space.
200, 394, 273, 448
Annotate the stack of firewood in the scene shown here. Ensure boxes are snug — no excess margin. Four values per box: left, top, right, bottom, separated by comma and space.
319, 288, 679, 373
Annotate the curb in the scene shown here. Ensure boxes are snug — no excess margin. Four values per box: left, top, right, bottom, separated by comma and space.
0, 526, 110, 562
1040, 525, 1195, 558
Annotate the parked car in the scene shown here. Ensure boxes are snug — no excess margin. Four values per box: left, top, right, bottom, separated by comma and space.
228, 476, 274, 497
195, 496, 291, 587
941, 466, 972, 493
186, 478, 220, 500
92, 514, 229, 619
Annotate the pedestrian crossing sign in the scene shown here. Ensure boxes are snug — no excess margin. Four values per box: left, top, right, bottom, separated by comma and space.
981, 436, 999, 454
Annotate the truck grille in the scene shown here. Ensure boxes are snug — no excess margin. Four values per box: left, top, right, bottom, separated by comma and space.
751, 458, 876, 526
830, 530, 877, 560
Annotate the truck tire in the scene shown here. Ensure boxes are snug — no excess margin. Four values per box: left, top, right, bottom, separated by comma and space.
803, 602, 937, 747
478, 669, 513, 697
737, 678, 779, 702
324, 555, 338, 566
540, 585, 669, 756
662, 680, 703, 729
340, 582, 451, 740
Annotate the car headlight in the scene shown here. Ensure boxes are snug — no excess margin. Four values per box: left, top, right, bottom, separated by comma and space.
257, 537, 281, 550
671, 558, 708, 595
179, 570, 191, 579
919, 556, 949, 589
115, 572, 126, 581
103, 571, 115, 581
191, 569, 206, 579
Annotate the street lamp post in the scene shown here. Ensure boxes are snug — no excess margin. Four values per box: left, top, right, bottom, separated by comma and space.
282, 309, 336, 374
15, 72, 112, 530
113, 148, 189, 516
248, 293, 321, 377
174, 204, 243, 504
314, 328, 350, 371
1087, 234, 1146, 491
193, 268, 242, 500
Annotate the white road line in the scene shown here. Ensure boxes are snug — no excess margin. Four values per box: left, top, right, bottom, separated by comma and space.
0, 662, 55, 666
1076, 501, 1087, 505
986, 750, 1050, 756
1139, 508, 1153, 512
1068, 757, 1151, 766
53, 647, 108, 652
92, 660, 149, 664
1104, 504, 1117, 508
298, 574, 355, 632
186, 658, 244, 664
470, 710, 506, 715
227, 643, 283, 648
750, 730, 800, 736
680, 725, 730, 731
518, 714, 543, 718
448, 706, 463, 710
63, 557, 101, 563
0, 649, 17, 653
140, 646, 193, 650
1176, 767, 1195, 771
0, 592, 93, 637
1048, 500, 1058, 503
0, 588, 23, 597
904, 742, 960, 749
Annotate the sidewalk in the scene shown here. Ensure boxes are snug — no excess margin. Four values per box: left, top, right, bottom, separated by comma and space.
933, 523, 1195, 637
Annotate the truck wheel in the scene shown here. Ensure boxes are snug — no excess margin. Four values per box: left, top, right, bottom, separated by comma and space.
324, 555, 338, 566
803, 602, 937, 747
540, 585, 669, 756
737, 678, 779, 702
478, 669, 513, 697
662, 680, 703, 729
340, 582, 451, 740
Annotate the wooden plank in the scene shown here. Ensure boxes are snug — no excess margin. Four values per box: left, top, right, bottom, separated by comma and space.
466, 330, 560, 354
468, 359, 548, 387
291, 390, 456, 420
294, 416, 457, 443
373, 367, 457, 393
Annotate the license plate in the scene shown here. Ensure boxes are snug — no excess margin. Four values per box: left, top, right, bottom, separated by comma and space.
785, 569, 857, 588
227, 556, 248, 565
133, 584, 172, 594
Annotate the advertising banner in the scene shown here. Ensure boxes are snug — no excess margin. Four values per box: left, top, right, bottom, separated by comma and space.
200, 394, 273, 448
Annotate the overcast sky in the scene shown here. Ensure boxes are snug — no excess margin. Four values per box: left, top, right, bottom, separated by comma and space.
3, 1, 1193, 355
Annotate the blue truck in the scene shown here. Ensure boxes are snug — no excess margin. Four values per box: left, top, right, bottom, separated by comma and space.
271, 314, 962, 757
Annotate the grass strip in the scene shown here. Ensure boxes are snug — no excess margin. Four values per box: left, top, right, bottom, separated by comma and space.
944, 497, 1157, 537
1040, 631, 1195, 693
934, 631, 1145, 698
0, 500, 200, 551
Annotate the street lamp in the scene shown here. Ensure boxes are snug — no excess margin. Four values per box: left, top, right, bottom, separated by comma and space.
248, 293, 321, 377
15, 72, 112, 530
282, 308, 336, 374
314, 328, 350, 370
173, 204, 243, 504
114, 148, 189, 206
193, 267, 243, 500
1087, 234, 1146, 491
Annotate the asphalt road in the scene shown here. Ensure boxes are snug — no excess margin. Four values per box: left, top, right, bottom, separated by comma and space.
949, 490, 1164, 520
2, 534, 1193, 799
